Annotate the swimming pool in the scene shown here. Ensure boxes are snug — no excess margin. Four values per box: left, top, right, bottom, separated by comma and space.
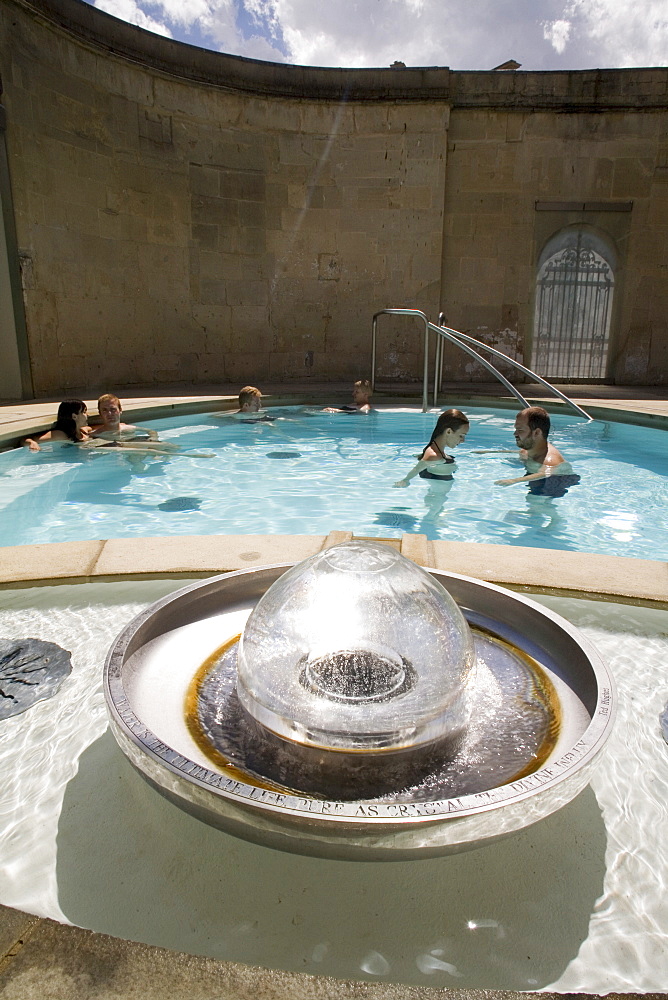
1, 406, 667, 559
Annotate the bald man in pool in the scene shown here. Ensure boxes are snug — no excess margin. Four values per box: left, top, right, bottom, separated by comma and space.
494, 406, 580, 497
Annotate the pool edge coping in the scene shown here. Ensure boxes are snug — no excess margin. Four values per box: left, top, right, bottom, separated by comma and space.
4, 905, 646, 1000
1, 531, 666, 607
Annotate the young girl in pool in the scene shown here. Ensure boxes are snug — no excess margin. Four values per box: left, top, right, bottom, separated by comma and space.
393, 408, 469, 488
24, 399, 92, 452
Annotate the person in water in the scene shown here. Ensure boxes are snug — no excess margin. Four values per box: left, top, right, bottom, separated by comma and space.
495, 406, 580, 496
236, 385, 275, 421
324, 379, 373, 413
393, 408, 469, 488
90, 393, 159, 441
238, 386, 262, 413
87, 393, 213, 457
23, 399, 92, 451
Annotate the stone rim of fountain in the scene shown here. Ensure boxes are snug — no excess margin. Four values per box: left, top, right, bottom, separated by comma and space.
104, 562, 616, 860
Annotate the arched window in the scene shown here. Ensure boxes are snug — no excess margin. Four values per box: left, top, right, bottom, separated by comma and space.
532, 230, 615, 380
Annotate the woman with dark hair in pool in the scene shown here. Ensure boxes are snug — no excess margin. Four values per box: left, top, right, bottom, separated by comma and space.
24, 400, 92, 452
393, 408, 469, 488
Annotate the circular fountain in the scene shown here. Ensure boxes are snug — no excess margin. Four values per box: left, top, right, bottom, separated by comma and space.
104, 541, 615, 860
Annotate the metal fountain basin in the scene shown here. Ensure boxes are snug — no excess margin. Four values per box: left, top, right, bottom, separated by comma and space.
104, 564, 615, 861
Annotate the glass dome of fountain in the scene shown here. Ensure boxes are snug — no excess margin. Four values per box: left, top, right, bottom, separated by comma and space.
236, 541, 476, 752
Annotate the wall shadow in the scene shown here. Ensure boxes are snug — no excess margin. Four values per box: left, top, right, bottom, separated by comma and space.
57, 730, 607, 989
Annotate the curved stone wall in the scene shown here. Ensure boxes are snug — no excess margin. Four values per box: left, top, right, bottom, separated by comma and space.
0, 0, 667, 395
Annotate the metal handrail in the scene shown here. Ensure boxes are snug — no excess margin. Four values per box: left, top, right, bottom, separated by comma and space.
432, 322, 592, 421
428, 322, 530, 410
372, 309, 430, 411
371, 307, 593, 421
435, 311, 447, 406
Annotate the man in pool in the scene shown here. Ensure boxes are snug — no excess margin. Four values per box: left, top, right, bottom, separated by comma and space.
90, 394, 159, 441
238, 386, 261, 413
323, 379, 373, 413
495, 406, 580, 496
87, 394, 198, 456
236, 385, 275, 421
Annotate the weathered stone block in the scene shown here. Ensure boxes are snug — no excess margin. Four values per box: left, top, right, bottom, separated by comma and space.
225, 280, 269, 307
238, 200, 266, 228
240, 98, 300, 132
152, 76, 232, 120
62, 201, 98, 237
220, 170, 265, 202
119, 213, 148, 241
198, 352, 227, 380
612, 157, 654, 198
278, 134, 315, 167
195, 303, 232, 339
198, 251, 227, 280
448, 111, 489, 141
265, 182, 289, 209
191, 223, 219, 250
303, 350, 359, 380
191, 194, 238, 227
404, 157, 444, 188
200, 279, 226, 306
387, 104, 448, 134
299, 102, 355, 136
236, 227, 267, 255
226, 352, 272, 380
149, 219, 189, 245
188, 164, 221, 198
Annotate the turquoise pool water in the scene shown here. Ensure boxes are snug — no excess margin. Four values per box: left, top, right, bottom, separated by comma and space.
1, 406, 667, 559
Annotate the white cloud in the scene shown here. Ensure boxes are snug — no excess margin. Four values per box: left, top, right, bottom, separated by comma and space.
90, 0, 668, 69
273, 0, 521, 68
208, 0, 286, 60
276, 0, 668, 68
265, 0, 594, 69
543, 18, 571, 54
154, 0, 213, 28
94, 0, 173, 37
566, 0, 668, 67
244, 0, 282, 40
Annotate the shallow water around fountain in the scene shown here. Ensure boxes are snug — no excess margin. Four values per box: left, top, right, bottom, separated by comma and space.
0, 579, 667, 991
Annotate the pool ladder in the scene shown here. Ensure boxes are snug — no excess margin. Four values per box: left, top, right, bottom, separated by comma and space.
370, 308, 593, 421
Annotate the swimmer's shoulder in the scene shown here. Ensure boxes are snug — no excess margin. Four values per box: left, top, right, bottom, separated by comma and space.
551, 459, 575, 475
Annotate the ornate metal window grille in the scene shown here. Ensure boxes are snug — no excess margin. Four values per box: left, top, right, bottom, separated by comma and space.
532, 246, 614, 379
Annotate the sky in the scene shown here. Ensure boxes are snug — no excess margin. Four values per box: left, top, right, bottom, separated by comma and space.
88, 0, 668, 71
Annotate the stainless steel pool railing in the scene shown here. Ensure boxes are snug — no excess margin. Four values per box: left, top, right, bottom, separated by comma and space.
371, 309, 432, 412
432, 320, 593, 421
430, 317, 530, 411
371, 308, 592, 420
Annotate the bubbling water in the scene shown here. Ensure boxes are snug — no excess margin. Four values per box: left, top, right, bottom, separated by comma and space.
235, 542, 476, 755
298, 646, 416, 703
181, 542, 560, 800
186, 624, 560, 802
